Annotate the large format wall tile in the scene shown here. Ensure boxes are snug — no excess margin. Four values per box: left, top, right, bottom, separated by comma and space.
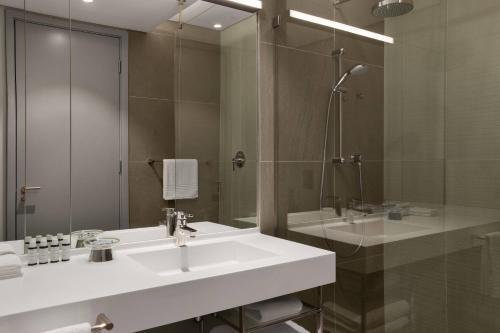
128, 97, 175, 162
129, 31, 175, 100
176, 39, 220, 104
446, 160, 500, 209
277, 47, 333, 161
129, 162, 168, 228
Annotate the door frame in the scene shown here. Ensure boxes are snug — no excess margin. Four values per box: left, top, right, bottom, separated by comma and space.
6, 9, 129, 240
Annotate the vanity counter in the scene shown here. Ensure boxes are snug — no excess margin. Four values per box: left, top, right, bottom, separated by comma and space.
0, 229, 335, 333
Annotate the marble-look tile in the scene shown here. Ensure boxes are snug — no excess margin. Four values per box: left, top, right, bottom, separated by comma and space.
401, 160, 444, 204
259, 43, 276, 162
175, 101, 220, 161
129, 162, 171, 228
277, 47, 333, 161
128, 97, 175, 162
129, 31, 175, 100
341, 59, 384, 161
446, 160, 500, 209
259, 161, 276, 235
176, 39, 220, 104
446, 32, 500, 160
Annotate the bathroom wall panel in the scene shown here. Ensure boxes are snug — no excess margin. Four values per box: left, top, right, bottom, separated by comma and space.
129, 31, 175, 100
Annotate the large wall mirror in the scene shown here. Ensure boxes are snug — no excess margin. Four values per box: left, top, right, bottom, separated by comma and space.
0, 0, 258, 245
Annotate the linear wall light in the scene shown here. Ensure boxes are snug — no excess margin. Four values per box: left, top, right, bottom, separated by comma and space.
288, 10, 394, 44
228, 0, 262, 9
204, 0, 262, 12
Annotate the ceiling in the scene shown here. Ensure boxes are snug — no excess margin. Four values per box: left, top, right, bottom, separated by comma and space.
0, 0, 252, 32
169, 1, 254, 31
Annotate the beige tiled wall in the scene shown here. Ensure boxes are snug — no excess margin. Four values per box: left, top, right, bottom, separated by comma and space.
128, 25, 221, 227
128, 29, 176, 228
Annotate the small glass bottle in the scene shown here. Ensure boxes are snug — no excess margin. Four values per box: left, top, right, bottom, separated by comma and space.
57, 233, 64, 249
61, 237, 71, 262
38, 238, 49, 265
24, 236, 32, 254
27, 239, 38, 266
46, 234, 53, 249
50, 237, 60, 263
35, 235, 42, 248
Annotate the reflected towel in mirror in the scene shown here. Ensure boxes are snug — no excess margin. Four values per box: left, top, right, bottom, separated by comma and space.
163, 159, 198, 200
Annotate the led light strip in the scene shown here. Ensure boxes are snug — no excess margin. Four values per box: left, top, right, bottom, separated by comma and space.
228, 0, 262, 10
289, 10, 394, 44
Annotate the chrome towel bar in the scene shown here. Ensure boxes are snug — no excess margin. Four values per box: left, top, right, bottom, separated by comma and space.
91, 313, 114, 332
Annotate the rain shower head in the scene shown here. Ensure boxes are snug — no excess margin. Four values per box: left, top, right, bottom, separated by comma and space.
372, 0, 414, 18
332, 64, 368, 92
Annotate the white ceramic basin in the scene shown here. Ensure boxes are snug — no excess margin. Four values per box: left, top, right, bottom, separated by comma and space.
329, 219, 429, 237
129, 241, 277, 276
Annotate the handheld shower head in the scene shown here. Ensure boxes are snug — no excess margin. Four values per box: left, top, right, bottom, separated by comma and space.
332, 64, 368, 92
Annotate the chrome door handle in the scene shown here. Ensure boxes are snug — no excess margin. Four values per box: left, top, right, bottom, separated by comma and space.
20, 185, 41, 202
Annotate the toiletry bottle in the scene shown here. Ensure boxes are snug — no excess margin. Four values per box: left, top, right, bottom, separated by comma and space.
35, 235, 42, 248
50, 237, 60, 263
57, 233, 64, 249
61, 237, 71, 262
24, 236, 32, 254
27, 239, 38, 266
38, 238, 49, 265
46, 234, 53, 249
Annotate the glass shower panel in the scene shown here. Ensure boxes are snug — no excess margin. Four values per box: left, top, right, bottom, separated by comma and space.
173, 8, 258, 230
444, 1, 500, 332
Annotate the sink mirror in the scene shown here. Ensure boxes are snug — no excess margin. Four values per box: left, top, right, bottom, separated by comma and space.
0, 0, 258, 245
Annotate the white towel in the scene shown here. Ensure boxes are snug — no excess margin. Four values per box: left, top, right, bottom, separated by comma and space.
163, 159, 198, 200
210, 321, 309, 333
0, 244, 16, 256
409, 207, 437, 217
0, 254, 22, 280
245, 295, 303, 323
481, 232, 500, 298
41, 323, 92, 333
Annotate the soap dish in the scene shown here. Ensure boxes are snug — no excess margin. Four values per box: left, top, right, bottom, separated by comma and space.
85, 237, 120, 263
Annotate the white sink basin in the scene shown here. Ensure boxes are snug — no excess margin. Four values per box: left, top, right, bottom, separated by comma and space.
329, 220, 429, 237
129, 241, 277, 276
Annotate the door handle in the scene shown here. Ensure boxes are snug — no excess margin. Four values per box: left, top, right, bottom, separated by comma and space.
232, 151, 246, 171
20, 185, 41, 202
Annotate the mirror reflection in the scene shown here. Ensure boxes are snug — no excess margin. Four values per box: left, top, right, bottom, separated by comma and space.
0, 0, 258, 247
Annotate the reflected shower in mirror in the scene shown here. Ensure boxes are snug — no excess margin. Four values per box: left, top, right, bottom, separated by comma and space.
0, 0, 258, 246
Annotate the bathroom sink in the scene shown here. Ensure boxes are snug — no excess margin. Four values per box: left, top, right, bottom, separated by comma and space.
329, 220, 429, 237
129, 241, 277, 276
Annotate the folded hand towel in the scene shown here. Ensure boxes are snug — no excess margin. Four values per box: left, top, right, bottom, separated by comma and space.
0, 254, 21, 270
245, 295, 303, 323
481, 232, 500, 298
163, 159, 198, 200
0, 254, 22, 280
42, 323, 91, 333
0, 244, 16, 256
409, 207, 437, 217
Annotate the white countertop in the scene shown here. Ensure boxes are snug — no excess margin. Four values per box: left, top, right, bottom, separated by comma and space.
0, 228, 335, 333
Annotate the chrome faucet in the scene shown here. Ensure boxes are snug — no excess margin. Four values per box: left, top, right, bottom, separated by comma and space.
160, 209, 197, 246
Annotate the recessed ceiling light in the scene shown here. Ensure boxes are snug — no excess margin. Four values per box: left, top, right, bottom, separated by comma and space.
213, 23, 223, 29
83, 0, 94, 3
